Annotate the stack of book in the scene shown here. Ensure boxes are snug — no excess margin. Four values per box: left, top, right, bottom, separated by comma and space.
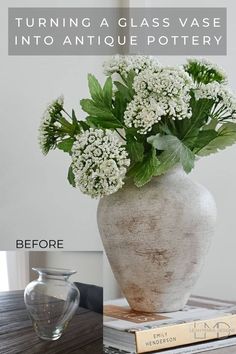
103, 296, 236, 353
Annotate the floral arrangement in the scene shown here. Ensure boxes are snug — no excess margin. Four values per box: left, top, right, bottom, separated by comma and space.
39, 56, 236, 198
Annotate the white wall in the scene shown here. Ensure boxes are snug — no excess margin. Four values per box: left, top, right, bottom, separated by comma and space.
0, 251, 30, 291
0, 0, 120, 251
104, 254, 121, 300
29, 251, 103, 286
0, 252, 9, 291
0, 251, 103, 291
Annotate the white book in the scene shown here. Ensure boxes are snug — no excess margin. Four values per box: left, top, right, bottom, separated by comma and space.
104, 336, 236, 354
104, 296, 236, 353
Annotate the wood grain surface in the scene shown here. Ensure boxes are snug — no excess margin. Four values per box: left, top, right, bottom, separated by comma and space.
0, 290, 103, 354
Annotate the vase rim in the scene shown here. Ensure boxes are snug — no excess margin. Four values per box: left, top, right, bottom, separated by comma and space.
32, 267, 77, 277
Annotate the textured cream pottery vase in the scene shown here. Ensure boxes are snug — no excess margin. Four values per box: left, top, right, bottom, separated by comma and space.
97, 166, 217, 313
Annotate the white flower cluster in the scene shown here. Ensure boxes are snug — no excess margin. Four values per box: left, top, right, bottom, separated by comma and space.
195, 82, 236, 119
220, 88, 236, 118
186, 58, 227, 83
103, 55, 159, 77
194, 82, 220, 100
39, 96, 64, 155
124, 67, 194, 134
72, 129, 130, 198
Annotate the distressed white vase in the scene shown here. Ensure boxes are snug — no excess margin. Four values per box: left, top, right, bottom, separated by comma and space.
97, 166, 217, 313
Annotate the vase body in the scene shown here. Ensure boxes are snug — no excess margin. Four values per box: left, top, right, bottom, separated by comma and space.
97, 167, 217, 313
24, 268, 80, 340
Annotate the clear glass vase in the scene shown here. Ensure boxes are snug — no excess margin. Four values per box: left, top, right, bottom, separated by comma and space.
24, 267, 80, 341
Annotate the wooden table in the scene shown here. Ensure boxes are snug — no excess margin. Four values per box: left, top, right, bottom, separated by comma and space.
0, 290, 103, 354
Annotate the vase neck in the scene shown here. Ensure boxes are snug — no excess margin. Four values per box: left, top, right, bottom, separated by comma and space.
33, 267, 76, 281
38, 274, 70, 281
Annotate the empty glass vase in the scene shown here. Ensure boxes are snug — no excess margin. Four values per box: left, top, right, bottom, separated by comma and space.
24, 267, 80, 341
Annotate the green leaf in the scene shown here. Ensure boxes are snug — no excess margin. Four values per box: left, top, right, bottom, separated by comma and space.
193, 130, 218, 152
88, 74, 103, 103
113, 89, 131, 123
80, 99, 115, 119
182, 135, 198, 150
114, 81, 133, 101
180, 98, 214, 139
72, 109, 78, 126
198, 123, 236, 156
158, 123, 172, 135
202, 117, 219, 131
72, 109, 77, 122
126, 137, 144, 162
148, 134, 195, 173
67, 165, 76, 187
103, 77, 113, 108
126, 163, 139, 178
58, 116, 73, 130
86, 116, 123, 129
57, 138, 74, 153
78, 120, 90, 131
130, 149, 160, 187
154, 150, 179, 176
112, 77, 134, 122
71, 109, 81, 133
125, 70, 136, 91
85, 116, 97, 128
183, 129, 218, 151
